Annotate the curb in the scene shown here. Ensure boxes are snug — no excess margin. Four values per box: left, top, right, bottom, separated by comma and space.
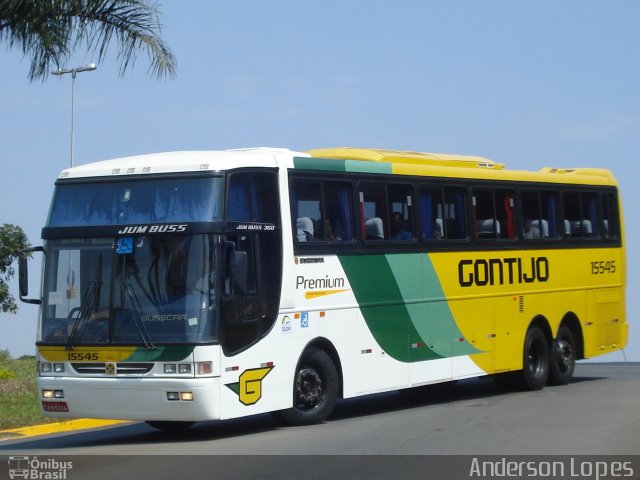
0, 419, 129, 440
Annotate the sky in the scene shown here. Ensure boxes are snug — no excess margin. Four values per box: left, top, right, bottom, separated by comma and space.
0, 1, 638, 361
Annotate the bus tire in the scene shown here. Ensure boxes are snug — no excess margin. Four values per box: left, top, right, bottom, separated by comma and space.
518, 326, 550, 390
145, 421, 194, 431
274, 347, 339, 426
548, 325, 576, 385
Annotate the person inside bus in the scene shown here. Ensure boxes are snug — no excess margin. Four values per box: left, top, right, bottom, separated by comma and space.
390, 212, 412, 241
524, 218, 541, 239
324, 217, 345, 241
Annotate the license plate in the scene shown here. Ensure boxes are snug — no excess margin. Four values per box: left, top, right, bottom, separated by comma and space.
42, 401, 69, 412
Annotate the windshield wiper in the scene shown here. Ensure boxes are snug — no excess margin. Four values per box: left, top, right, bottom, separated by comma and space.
121, 282, 156, 350
65, 282, 98, 350
66, 257, 102, 350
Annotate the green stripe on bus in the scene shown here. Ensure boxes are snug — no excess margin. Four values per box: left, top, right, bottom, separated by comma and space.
386, 254, 480, 358
293, 156, 393, 174
339, 254, 442, 362
293, 157, 347, 172
339, 253, 479, 363
344, 159, 392, 174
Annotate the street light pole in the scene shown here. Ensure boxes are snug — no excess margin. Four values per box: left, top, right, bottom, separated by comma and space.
51, 63, 97, 167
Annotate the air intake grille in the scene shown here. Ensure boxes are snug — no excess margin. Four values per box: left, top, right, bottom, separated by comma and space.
71, 363, 153, 375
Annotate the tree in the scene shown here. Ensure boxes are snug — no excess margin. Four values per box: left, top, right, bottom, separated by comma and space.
0, 224, 30, 314
0, 0, 176, 81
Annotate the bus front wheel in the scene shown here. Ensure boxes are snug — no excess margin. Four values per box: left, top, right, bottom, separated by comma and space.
274, 347, 339, 426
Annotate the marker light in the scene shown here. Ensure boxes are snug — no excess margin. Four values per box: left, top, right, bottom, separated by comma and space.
42, 390, 54, 398
164, 364, 177, 374
197, 362, 213, 375
180, 392, 194, 401
167, 392, 180, 401
54, 390, 64, 398
178, 364, 192, 374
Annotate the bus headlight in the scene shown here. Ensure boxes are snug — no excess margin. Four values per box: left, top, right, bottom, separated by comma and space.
164, 364, 177, 374
41, 363, 52, 373
54, 363, 65, 373
178, 364, 192, 374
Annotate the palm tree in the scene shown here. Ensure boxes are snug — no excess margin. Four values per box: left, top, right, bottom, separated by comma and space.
0, 0, 176, 81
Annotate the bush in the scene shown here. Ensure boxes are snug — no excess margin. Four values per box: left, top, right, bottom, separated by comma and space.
0, 349, 11, 362
0, 368, 16, 379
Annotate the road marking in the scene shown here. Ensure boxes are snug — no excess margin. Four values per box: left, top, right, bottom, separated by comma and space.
0, 419, 129, 440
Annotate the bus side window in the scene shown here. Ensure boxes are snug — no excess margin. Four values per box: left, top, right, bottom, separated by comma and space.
323, 182, 354, 242
291, 180, 353, 243
473, 189, 497, 239
388, 184, 414, 242
227, 171, 279, 223
444, 188, 467, 240
291, 181, 321, 242
474, 188, 514, 240
359, 183, 388, 241
420, 186, 467, 241
601, 192, 619, 239
563, 191, 599, 238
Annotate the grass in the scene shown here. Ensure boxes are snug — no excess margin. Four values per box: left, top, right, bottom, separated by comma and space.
0, 349, 55, 430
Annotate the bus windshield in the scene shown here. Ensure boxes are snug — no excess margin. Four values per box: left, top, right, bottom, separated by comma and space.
47, 176, 223, 227
41, 234, 218, 346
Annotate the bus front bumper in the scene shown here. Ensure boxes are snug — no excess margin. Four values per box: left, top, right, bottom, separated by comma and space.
37, 376, 221, 422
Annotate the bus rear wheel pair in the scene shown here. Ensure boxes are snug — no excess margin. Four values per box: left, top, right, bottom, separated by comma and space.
499, 324, 577, 390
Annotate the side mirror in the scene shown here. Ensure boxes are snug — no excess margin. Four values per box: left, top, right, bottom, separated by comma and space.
221, 241, 249, 298
19, 247, 44, 305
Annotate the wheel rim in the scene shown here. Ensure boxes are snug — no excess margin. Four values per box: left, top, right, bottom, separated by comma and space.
555, 338, 574, 373
294, 367, 325, 411
527, 337, 545, 378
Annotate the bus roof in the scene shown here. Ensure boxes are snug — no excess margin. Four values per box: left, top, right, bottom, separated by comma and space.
56, 146, 617, 187
56, 148, 308, 180
307, 147, 504, 169
305, 147, 618, 186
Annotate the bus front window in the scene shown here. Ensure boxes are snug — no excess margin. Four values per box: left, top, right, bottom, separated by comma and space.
41, 235, 218, 346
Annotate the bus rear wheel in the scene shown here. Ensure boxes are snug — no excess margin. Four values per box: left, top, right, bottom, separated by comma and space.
548, 325, 576, 385
274, 347, 338, 426
518, 326, 550, 390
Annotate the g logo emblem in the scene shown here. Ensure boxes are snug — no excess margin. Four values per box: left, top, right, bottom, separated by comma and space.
225, 366, 274, 405
105, 362, 116, 375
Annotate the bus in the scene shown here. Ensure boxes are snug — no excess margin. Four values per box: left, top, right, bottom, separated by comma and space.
19, 147, 627, 429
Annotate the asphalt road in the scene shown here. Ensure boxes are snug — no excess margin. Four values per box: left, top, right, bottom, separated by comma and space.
1, 363, 639, 479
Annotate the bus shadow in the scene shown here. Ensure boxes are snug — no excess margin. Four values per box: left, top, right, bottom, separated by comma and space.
0, 414, 281, 451
330, 377, 504, 422
328, 373, 606, 422
0, 374, 608, 451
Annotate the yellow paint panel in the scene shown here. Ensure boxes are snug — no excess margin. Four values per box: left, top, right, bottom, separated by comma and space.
428, 247, 626, 372
38, 346, 137, 362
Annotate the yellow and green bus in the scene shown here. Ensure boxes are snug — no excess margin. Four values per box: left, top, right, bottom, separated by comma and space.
21, 147, 627, 429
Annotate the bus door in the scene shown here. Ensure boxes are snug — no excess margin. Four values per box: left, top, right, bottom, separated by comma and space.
218, 170, 285, 418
